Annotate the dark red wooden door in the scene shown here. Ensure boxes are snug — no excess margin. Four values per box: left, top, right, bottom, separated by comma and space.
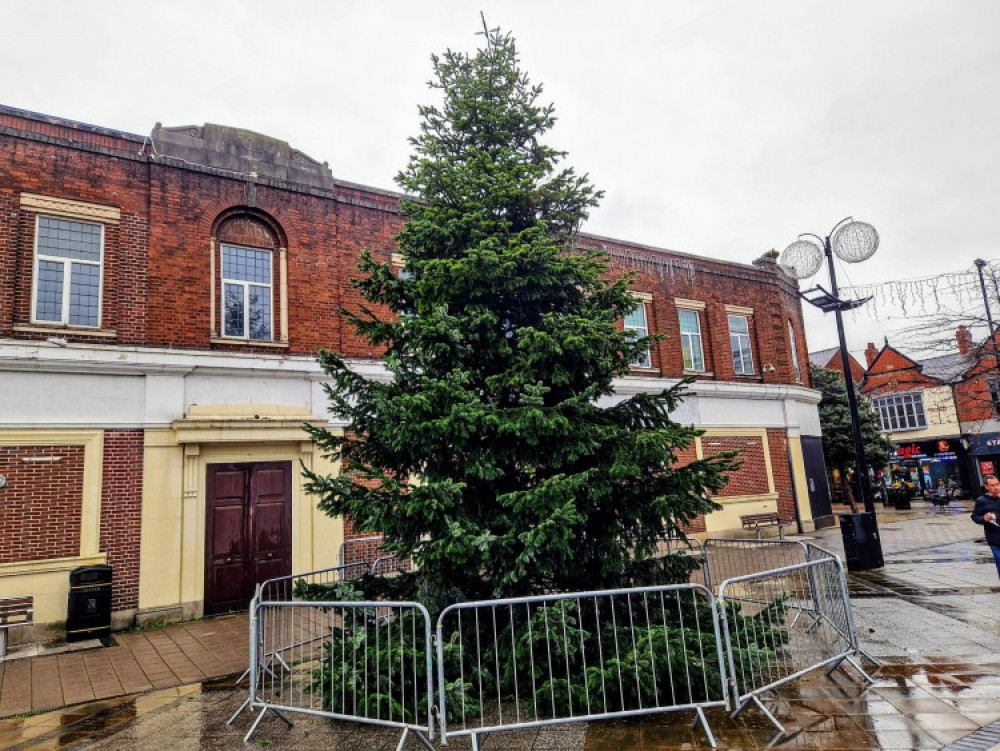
205, 462, 292, 615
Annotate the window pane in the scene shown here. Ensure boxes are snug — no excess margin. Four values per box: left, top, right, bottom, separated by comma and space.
678, 309, 699, 335
727, 315, 748, 336
248, 286, 271, 340
789, 322, 801, 382
69, 262, 100, 326
679, 310, 704, 371
223, 245, 271, 284
37, 217, 101, 262
224, 284, 245, 337
35, 260, 64, 322
624, 306, 648, 334
625, 303, 650, 367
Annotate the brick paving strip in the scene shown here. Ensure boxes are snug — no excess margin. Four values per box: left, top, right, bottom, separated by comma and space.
0, 613, 248, 717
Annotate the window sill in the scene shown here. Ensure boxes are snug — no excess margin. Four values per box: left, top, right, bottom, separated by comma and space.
15, 324, 117, 338
683, 369, 713, 377
627, 366, 660, 375
210, 337, 290, 349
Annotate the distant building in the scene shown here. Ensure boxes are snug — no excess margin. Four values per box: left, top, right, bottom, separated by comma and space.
808, 346, 865, 384
860, 330, 974, 496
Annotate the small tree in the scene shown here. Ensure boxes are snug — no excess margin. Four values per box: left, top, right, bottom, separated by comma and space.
812, 365, 894, 510
305, 22, 735, 607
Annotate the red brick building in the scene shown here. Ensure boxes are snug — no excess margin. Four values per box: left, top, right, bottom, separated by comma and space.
808, 346, 866, 384
859, 331, 975, 495
0, 104, 827, 633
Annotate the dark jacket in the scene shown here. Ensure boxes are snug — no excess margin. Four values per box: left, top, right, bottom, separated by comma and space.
972, 493, 1000, 547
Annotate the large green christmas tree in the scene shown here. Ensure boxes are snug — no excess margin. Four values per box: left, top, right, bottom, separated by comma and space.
304, 22, 735, 606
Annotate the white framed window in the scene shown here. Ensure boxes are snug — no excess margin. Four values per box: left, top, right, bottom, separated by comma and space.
625, 302, 652, 368
678, 308, 705, 372
728, 314, 754, 374
32, 216, 103, 327
789, 321, 802, 382
221, 244, 273, 340
873, 391, 927, 431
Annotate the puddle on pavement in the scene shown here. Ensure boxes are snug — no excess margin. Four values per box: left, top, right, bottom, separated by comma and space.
2, 664, 998, 750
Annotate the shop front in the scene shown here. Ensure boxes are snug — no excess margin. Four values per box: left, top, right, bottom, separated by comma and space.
968, 432, 1000, 492
889, 438, 971, 498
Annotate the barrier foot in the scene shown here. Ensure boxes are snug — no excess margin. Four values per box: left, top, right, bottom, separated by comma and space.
692, 707, 717, 748
825, 656, 846, 678
242, 706, 293, 744
243, 707, 268, 743
856, 647, 881, 667
234, 668, 249, 685
843, 655, 875, 683
734, 695, 784, 733
395, 726, 435, 751
226, 695, 252, 725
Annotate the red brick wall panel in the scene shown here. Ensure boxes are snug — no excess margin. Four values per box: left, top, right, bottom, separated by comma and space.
767, 429, 796, 524
100, 431, 143, 611
702, 435, 769, 497
0, 446, 84, 562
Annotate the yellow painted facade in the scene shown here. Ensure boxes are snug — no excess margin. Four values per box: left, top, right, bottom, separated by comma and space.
138, 405, 344, 622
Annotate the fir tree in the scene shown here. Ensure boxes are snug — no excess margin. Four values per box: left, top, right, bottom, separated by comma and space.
811, 365, 894, 509
304, 21, 735, 606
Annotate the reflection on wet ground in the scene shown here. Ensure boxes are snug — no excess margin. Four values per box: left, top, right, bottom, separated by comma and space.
2, 662, 999, 750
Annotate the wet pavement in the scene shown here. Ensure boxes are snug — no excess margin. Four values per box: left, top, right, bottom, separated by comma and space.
1, 500, 998, 749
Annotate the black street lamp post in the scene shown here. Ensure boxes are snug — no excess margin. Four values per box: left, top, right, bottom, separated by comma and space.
779, 218, 885, 571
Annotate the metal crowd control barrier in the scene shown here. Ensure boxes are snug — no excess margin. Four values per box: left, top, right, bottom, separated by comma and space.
435, 584, 728, 749
717, 556, 873, 733
232, 599, 435, 748
232, 562, 368, 687
654, 534, 704, 557
803, 541, 879, 666
338, 535, 387, 567
698, 538, 809, 594
339, 535, 415, 575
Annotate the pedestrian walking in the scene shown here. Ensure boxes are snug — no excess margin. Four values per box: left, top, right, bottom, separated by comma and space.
972, 474, 1000, 579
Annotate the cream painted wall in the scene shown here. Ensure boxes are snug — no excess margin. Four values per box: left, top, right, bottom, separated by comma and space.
786, 436, 815, 532
138, 423, 344, 619
884, 385, 961, 441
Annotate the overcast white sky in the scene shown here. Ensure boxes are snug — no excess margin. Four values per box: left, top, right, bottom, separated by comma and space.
4, 1, 999, 358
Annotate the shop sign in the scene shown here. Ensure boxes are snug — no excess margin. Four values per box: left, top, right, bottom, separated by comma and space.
970, 432, 1000, 456
982, 460, 994, 475
895, 444, 924, 460
893, 438, 961, 461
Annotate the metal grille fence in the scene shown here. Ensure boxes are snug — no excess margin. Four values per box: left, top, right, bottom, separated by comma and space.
237, 600, 435, 748
699, 538, 809, 594
717, 556, 871, 732
229, 538, 872, 745
435, 584, 727, 749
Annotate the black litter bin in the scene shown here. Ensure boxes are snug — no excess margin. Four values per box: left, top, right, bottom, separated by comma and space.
887, 488, 911, 510
67, 565, 112, 642
839, 513, 884, 571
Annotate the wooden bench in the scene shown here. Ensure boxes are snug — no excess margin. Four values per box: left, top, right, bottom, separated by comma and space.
0, 596, 33, 657
740, 512, 790, 539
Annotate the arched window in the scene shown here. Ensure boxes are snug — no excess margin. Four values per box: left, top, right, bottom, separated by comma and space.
211, 212, 288, 345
